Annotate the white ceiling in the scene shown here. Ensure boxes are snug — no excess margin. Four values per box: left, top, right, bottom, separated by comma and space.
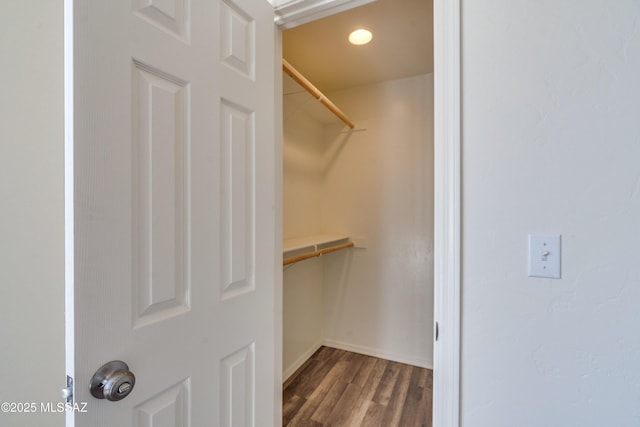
282, 0, 433, 94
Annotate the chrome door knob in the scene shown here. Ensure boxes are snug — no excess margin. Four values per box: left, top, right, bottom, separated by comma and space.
90, 360, 136, 401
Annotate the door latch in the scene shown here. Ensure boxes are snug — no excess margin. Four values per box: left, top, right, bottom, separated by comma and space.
61, 375, 74, 404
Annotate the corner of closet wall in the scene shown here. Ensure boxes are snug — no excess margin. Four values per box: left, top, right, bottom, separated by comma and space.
282, 94, 326, 380
320, 73, 435, 369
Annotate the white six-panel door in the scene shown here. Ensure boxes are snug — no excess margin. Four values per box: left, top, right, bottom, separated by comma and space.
65, 0, 276, 425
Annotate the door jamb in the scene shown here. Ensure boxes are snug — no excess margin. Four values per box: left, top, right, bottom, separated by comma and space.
273, 0, 461, 425
433, 0, 461, 426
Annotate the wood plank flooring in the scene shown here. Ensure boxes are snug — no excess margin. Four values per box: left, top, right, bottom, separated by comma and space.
283, 346, 433, 427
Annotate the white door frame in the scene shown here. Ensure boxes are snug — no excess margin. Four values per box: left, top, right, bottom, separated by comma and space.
273, 0, 461, 426
432, 0, 461, 425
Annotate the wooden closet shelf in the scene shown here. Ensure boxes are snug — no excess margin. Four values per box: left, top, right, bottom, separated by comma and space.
283, 234, 354, 266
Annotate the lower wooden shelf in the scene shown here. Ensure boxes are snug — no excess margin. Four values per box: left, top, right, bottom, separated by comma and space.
283, 234, 354, 266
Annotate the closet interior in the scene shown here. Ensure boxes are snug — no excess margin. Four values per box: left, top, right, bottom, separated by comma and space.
282, 0, 435, 384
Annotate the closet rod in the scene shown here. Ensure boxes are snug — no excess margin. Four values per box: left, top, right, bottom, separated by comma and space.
283, 241, 354, 266
282, 59, 355, 129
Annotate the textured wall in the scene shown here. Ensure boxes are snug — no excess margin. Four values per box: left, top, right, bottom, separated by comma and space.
322, 74, 434, 367
0, 2, 64, 426
461, 0, 640, 425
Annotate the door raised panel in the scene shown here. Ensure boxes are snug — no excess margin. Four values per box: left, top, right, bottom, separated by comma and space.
133, 0, 190, 42
221, 0, 255, 79
134, 378, 191, 427
220, 99, 255, 300
132, 60, 190, 328
221, 343, 255, 426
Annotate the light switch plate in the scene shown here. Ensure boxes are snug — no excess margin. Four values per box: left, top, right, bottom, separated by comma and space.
528, 234, 561, 279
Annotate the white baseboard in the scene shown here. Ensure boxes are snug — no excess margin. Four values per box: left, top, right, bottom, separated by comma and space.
282, 339, 324, 382
322, 339, 433, 370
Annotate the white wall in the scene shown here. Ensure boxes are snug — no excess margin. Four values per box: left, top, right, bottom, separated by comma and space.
461, 1, 640, 425
322, 74, 434, 367
282, 96, 326, 377
0, 2, 64, 426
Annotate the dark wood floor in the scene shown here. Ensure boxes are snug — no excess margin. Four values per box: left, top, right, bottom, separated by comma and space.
283, 346, 432, 426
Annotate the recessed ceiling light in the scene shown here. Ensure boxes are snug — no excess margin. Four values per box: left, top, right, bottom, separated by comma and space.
348, 29, 373, 46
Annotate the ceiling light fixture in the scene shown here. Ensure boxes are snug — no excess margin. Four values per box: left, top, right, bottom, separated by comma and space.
348, 29, 373, 46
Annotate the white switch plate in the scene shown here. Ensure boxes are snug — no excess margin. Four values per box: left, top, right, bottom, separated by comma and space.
528, 234, 561, 279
